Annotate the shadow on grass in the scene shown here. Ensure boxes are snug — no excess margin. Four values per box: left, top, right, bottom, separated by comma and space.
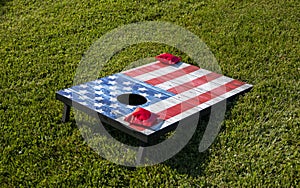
161, 115, 212, 176
63, 97, 239, 175
70, 110, 214, 171
162, 99, 239, 177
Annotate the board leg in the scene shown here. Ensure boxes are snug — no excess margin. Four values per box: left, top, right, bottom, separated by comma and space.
62, 104, 70, 123
136, 141, 149, 166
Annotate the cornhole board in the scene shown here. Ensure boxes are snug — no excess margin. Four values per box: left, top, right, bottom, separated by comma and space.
56, 61, 253, 144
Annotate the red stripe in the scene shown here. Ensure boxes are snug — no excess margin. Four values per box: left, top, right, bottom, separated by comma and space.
145, 65, 200, 85
157, 80, 245, 120
124, 61, 168, 77
225, 79, 245, 90
167, 72, 222, 94
210, 86, 227, 95
157, 102, 195, 120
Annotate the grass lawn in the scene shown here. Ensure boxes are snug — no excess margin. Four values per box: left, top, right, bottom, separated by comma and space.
0, 0, 299, 186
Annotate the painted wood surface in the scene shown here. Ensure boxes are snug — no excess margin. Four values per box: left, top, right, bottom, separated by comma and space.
57, 61, 253, 136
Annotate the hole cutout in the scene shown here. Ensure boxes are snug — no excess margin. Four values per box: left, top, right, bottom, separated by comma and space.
117, 93, 147, 106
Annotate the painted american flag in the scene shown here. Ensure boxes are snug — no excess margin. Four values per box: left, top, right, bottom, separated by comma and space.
57, 61, 253, 135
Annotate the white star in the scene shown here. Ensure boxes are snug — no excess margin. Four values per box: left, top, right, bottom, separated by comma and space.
108, 81, 117, 85
80, 84, 88, 89
154, 93, 163, 98
123, 81, 131, 86
110, 98, 117, 102
123, 87, 132, 91
65, 94, 72, 98
126, 105, 136, 109
79, 95, 89, 100
111, 110, 121, 114
80, 101, 87, 105
65, 89, 72, 93
110, 103, 119, 108
95, 103, 104, 107
94, 85, 103, 90
97, 109, 104, 113
138, 87, 147, 92
63, 90, 71, 95
108, 75, 117, 80
95, 96, 103, 101
94, 79, 103, 84
78, 90, 88, 95
109, 86, 117, 90
110, 91, 118, 96
140, 93, 149, 97
95, 90, 104, 95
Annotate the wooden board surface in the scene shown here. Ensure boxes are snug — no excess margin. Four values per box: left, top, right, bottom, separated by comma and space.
57, 61, 253, 137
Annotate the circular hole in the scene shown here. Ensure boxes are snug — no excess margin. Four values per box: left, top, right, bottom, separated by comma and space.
117, 93, 147, 106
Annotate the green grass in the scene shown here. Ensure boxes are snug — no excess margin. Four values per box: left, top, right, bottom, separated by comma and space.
1, 0, 299, 186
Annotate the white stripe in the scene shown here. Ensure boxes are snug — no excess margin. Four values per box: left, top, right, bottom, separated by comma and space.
210, 76, 234, 85
164, 103, 208, 127
221, 84, 253, 98
162, 105, 205, 127
143, 96, 182, 113
121, 61, 160, 74
144, 76, 233, 113
133, 63, 191, 81
164, 84, 252, 125
176, 82, 221, 99
155, 68, 212, 90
